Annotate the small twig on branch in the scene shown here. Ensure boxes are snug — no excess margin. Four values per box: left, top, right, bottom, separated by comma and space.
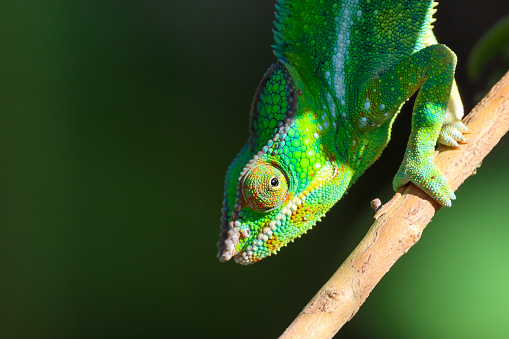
279, 70, 509, 339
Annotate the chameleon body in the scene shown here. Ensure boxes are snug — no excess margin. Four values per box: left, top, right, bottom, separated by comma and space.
218, 0, 468, 264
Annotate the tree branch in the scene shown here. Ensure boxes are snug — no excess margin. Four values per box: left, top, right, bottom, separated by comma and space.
279, 70, 509, 339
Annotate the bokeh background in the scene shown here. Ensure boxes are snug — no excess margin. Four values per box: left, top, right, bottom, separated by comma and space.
1, 1, 509, 338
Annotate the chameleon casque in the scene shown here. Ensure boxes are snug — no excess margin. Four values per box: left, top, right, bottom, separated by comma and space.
217, 0, 469, 264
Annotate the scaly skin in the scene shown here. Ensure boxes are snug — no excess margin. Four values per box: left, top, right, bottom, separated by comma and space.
217, 0, 468, 264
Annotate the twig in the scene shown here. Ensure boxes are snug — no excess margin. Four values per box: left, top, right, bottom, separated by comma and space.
279, 70, 509, 339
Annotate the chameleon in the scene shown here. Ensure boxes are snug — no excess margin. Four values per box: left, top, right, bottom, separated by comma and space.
217, 0, 469, 264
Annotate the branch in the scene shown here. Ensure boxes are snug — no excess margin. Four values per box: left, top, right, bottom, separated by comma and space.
279, 70, 509, 339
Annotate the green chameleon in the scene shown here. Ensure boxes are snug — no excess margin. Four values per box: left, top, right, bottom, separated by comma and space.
217, 0, 469, 264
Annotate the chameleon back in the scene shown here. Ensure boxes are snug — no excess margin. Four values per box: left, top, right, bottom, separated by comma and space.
274, 0, 436, 101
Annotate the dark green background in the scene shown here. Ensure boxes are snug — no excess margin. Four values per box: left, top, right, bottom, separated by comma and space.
1, 1, 509, 338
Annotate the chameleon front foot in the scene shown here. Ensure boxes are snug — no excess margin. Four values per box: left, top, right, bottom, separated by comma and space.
393, 158, 455, 207
438, 118, 470, 147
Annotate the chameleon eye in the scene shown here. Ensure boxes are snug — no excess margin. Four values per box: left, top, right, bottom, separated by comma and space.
270, 177, 279, 188
242, 163, 288, 211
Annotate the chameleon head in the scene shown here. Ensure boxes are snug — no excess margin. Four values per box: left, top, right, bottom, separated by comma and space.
217, 61, 349, 264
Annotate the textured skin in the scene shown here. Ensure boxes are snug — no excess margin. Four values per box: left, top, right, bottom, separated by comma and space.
217, 0, 468, 264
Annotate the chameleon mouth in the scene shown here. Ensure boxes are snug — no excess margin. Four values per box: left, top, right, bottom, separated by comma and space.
233, 194, 305, 264
217, 194, 305, 264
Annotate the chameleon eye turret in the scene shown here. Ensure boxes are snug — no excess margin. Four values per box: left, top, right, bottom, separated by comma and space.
218, 0, 468, 264
242, 162, 289, 212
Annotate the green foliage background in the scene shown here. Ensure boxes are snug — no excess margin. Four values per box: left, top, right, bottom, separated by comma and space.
1, 1, 508, 338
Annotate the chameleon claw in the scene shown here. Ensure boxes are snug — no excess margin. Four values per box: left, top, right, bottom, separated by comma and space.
456, 122, 471, 133
438, 120, 469, 147
438, 135, 460, 148
451, 130, 467, 143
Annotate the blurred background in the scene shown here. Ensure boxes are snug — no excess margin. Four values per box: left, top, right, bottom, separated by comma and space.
1, 1, 509, 338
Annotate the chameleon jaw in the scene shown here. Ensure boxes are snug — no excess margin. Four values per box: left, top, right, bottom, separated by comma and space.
233, 194, 305, 264
218, 194, 305, 264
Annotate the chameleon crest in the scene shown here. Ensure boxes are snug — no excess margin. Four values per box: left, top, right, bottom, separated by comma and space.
218, 0, 468, 264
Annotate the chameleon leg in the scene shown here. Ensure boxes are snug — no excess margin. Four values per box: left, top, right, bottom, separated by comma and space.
389, 44, 462, 206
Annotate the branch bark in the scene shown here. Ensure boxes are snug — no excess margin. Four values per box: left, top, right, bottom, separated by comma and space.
279, 70, 509, 339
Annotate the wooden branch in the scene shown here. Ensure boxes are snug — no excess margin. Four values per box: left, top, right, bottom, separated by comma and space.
279, 70, 509, 339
